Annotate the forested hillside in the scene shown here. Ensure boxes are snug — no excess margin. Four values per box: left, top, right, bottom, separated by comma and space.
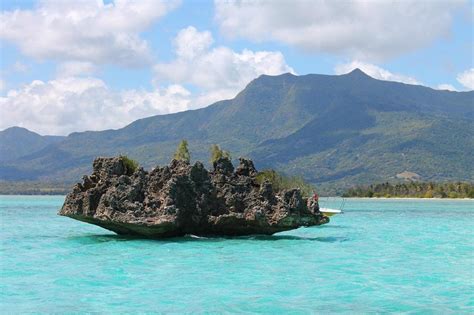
1, 69, 472, 194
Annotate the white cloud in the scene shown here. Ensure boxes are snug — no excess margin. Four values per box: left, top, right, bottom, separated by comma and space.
334, 61, 421, 85
0, 26, 294, 136
0, 77, 192, 135
437, 84, 457, 91
174, 26, 214, 60
56, 61, 97, 77
0, 0, 180, 66
456, 68, 474, 90
154, 26, 294, 106
12, 61, 28, 73
0, 79, 5, 92
215, 0, 464, 60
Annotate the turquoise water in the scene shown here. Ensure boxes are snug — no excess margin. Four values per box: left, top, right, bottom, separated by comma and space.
0, 196, 473, 313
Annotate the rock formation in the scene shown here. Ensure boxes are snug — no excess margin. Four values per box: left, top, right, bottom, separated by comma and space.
59, 156, 329, 237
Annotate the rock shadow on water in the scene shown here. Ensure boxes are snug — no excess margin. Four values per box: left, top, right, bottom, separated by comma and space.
318, 224, 351, 230
66, 233, 145, 245
245, 234, 351, 243
66, 233, 350, 244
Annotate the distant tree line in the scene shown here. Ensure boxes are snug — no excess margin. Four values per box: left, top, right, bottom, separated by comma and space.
0, 181, 72, 195
343, 182, 474, 198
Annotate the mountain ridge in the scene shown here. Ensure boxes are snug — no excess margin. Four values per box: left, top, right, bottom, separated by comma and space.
1, 69, 473, 193
0, 127, 65, 163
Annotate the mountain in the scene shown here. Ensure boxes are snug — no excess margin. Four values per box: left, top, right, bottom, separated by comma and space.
1, 69, 473, 193
0, 127, 65, 162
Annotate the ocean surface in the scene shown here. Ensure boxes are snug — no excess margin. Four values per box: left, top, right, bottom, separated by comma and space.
0, 196, 473, 313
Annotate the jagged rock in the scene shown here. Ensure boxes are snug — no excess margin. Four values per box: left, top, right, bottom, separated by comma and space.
59, 156, 329, 238
235, 157, 257, 177
213, 157, 234, 176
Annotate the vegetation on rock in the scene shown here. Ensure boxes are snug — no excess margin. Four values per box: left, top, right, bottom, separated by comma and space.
343, 182, 474, 198
256, 169, 315, 198
210, 144, 231, 164
120, 155, 139, 175
173, 140, 191, 163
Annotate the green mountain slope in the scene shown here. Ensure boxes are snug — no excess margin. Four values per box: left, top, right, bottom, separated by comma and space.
1, 69, 472, 193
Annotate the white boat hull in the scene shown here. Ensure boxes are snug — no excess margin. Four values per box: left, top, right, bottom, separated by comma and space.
320, 207, 342, 217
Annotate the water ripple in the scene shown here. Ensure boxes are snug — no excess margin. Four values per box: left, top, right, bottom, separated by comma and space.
1, 196, 473, 313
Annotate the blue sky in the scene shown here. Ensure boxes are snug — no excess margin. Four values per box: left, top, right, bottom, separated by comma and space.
0, 0, 472, 135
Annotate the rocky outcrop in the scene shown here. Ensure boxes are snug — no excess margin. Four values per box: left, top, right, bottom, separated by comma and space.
59, 156, 329, 238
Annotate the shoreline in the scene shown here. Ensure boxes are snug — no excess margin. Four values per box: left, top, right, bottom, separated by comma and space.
1, 194, 472, 201
0, 194, 67, 197
340, 197, 473, 200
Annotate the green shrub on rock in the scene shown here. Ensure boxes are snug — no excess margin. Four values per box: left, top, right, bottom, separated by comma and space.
120, 155, 139, 175
210, 144, 231, 164
173, 140, 191, 163
256, 169, 314, 197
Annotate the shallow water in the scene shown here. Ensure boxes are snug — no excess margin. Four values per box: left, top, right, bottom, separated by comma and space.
0, 196, 473, 313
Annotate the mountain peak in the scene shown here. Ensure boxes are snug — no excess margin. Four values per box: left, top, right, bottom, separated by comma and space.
254, 72, 296, 82
1, 71, 472, 187
346, 68, 371, 78
0, 126, 65, 163
1, 126, 37, 136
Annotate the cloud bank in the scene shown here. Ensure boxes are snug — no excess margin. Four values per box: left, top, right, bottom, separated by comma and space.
1, 26, 294, 135
154, 26, 294, 107
457, 68, 474, 90
215, 0, 464, 60
0, 0, 180, 66
0, 77, 191, 135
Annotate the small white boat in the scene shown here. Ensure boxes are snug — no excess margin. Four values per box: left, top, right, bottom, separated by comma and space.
320, 207, 342, 217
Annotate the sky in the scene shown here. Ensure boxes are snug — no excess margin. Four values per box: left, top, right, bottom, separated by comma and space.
0, 0, 473, 136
